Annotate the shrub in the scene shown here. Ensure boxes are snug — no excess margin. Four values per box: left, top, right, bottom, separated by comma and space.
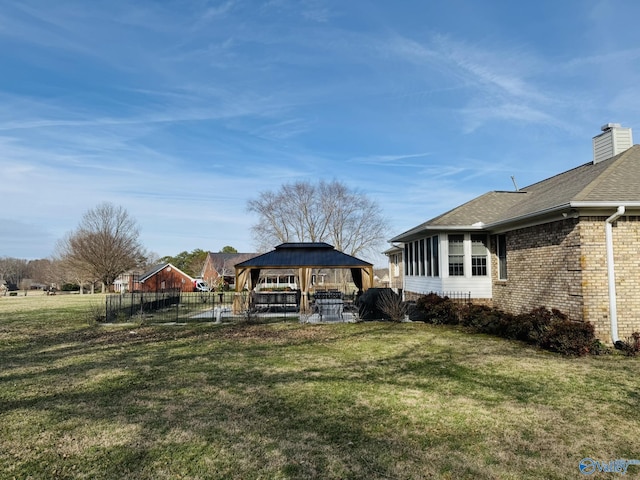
413, 294, 602, 356
538, 317, 596, 356
86, 302, 106, 324
614, 332, 640, 356
376, 290, 408, 323
588, 340, 612, 356
461, 304, 512, 336
414, 293, 459, 325
357, 288, 396, 320
507, 307, 565, 343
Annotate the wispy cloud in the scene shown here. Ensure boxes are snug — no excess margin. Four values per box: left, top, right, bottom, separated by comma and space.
561, 47, 640, 71
431, 34, 546, 100
202, 0, 237, 20
458, 103, 560, 134
382, 32, 559, 133
250, 118, 312, 140
349, 152, 433, 167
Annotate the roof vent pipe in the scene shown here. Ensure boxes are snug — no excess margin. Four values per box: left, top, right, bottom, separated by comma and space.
605, 206, 625, 345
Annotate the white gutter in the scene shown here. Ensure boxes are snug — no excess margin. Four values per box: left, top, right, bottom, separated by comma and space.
485, 202, 640, 232
571, 201, 640, 208
605, 206, 625, 344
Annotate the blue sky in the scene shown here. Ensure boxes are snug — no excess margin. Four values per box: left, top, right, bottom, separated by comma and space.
2, 0, 640, 264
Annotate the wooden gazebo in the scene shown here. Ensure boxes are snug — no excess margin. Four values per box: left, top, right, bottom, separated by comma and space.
233, 242, 374, 314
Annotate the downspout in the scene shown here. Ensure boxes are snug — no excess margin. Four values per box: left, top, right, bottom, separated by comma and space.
605, 206, 625, 344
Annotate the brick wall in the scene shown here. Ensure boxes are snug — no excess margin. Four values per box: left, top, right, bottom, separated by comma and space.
492, 216, 640, 343
492, 218, 584, 324
579, 216, 640, 342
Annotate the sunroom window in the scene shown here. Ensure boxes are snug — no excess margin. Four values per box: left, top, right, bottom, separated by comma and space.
471, 234, 488, 276
448, 235, 464, 276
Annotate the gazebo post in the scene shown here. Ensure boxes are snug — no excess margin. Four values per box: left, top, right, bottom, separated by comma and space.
298, 267, 311, 314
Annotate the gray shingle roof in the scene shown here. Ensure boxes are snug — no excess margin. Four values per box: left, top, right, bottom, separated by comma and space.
391, 145, 640, 241
235, 243, 373, 268
139, 263, 171, 282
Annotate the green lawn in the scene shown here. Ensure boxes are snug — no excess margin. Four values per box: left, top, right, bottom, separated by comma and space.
1, 294, 639, 479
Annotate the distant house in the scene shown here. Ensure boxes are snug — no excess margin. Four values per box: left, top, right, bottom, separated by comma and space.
139, 263, 195, 293
389, 124, 640, 343
201, 252, 259, 289
373, 268, 390, 287
383, 244, 403, 290
113, 270, 143, 293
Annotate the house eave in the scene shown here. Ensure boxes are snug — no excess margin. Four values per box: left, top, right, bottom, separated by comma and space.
487, 202, 640, 231
383, 243, 403, 255
390, 224, 486, 243
483, 204, 573, 232
391, 201, 640, 245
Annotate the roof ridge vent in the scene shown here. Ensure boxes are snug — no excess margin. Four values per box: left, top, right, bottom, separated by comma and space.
592, 123, 633, 164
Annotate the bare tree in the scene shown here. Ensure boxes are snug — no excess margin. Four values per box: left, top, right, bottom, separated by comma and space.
27, 259, 53, 285
56, 203, 146, 292
247, 180, 388, 258
0, 257, 29, 287
54, 244, 96, 294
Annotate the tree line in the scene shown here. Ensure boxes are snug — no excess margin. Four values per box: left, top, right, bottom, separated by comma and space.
0, 257, 58, 291
2, 180, 388, 293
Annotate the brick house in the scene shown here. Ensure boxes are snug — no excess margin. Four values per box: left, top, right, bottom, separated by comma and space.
389, 124, 640, 343
139, 262, 195, 293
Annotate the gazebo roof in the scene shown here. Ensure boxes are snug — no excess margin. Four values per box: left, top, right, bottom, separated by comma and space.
234, 242, 373, 269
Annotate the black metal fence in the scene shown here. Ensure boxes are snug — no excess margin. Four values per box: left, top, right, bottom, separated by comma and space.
106, 291, 228, 323
104, 291, 308, 324
103, 289, 471, 324
438, 291, 472, 303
